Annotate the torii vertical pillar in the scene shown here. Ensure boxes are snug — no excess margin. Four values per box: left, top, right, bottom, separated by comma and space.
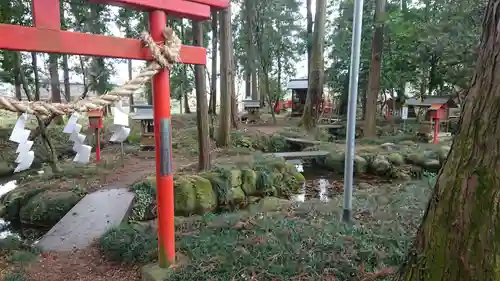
149, 11, 175, 266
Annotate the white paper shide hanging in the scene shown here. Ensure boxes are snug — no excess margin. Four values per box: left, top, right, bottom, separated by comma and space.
10, 113, 35, 173
63, 113, 91, 164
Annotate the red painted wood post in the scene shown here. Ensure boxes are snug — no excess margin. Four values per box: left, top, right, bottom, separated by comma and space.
96, 129, 101, 162
149, 10, 176, 267
433, 118, 439, 144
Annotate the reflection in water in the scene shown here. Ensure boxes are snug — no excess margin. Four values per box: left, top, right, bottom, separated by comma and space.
291, 162, 332, 202
0, 180, 18, 239
317, 179, 329, 202
0, 180, 17, 197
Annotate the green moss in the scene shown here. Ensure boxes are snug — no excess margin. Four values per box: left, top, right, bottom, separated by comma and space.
174, 176, 197, 216
241, 169, 258, 196
354, 155, 368, 174
405, 152, 426, 166
388, 153, 405, 166
191, 175, 217, 214
323, 151, 345, 172
230, 170, 242, 187
19, 191, 82, 227
293, 172, 306, 183
255, 170, 274, 195
0, 188, 46, 221
226, 186, 246, 205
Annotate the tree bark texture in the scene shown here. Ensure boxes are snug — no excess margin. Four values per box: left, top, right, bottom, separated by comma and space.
395, 1, 500, 280
62, 54, 71, 102
245, 0, 259, 102
216, 4, 232, 147
128, 59, 134, 105
210, 10, 218, 115
31, 52, 40, 101
301, 0, 327, 130
306, 0, 313, 79
364, 0, 386, 138
193, 20, 211, 171
49, 54, 64, 124
230, 54, 239, 129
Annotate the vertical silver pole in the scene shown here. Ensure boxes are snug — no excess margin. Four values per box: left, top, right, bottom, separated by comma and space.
342, 0, 364, 223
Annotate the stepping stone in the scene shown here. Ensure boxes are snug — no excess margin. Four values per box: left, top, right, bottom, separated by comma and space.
37, 188, 135, 252
265, 150, 329, 160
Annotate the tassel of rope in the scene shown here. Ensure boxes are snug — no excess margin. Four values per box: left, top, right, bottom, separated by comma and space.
0, 26, 180, 117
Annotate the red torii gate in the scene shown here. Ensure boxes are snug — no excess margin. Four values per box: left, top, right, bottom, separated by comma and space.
0, 0, 228, 267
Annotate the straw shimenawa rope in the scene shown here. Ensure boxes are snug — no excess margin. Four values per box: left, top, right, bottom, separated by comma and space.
0, 27, 181, 117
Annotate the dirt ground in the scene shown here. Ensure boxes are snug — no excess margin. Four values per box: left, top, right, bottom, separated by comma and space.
24, 244, 141, 281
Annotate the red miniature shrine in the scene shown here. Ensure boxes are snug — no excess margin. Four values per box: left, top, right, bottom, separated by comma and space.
0, 0, 229, 268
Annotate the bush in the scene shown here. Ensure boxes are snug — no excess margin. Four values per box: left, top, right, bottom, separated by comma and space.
99, 223, 157, 263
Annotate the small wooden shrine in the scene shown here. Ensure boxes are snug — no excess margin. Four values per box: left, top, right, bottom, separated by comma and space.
130, 104, 155, 149
286, 78, 330, 117
405, 95, 459, 142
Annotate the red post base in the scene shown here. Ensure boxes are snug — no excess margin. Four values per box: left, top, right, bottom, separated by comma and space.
96, 128, 101, 162
433, 118, 439, 144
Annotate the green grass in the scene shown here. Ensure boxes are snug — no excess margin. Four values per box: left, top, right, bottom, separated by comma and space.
100, 178, 433, 280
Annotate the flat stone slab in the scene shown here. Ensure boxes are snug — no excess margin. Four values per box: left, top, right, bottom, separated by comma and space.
317, 124, 344, 129
265, 150, 329, 159
37, 188, 135, 252
283, 137, 321, 145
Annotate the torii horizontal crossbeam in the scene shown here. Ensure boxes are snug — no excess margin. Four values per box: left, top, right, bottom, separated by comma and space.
0, 24, 206, 64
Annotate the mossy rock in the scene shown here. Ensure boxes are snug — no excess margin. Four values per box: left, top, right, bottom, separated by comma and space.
255, 170, 274, 195
0, 187, 46, 222
323, 151, 345, 172
19, 191, 82, 227
354, 155, 368, 174
173, 176, 197, 216
241, 169, 257, 196
226, 186, 246, 206
437, 146, 451, 163
229, 170, 242, 187
370, 155, 392, 176
423, 159, 441, 173
200, 172, 243, 208
293, 172, 306, 183
405, 152, 426, 166
190, 175, 217, 213
387, 153, 405, 166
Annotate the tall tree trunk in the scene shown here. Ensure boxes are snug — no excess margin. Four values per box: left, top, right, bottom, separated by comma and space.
193, 20, 211, 171
306, 0, 313, 78
364, 0, 386, 138
245, 70, 251, 98
62, 54, 71, 102
245, 0, 258, 102
300, 0, 327, 130
216, 4, 232, 147
230, 54, 239, 129
31, 52, 40, 101
128, 59, 134, 105
209, 10, 218, 115
395, 1, 500, 280
13, 63, 22, 101
49, 54, 64, 124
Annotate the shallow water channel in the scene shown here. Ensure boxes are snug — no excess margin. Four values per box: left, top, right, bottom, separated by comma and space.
0, 161, 364, 242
